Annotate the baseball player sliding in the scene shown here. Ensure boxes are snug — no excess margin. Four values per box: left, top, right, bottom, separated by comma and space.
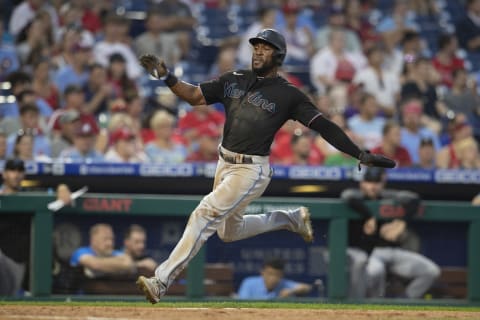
136, 28, 396, 303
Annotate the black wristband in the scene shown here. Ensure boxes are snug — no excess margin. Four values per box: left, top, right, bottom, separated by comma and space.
163, 72, 178, 87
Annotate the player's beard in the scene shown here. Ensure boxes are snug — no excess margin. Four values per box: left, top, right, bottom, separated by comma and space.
252, 58, 277, 77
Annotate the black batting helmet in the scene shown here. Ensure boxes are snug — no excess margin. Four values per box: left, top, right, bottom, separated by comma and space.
249, 28, 286, 66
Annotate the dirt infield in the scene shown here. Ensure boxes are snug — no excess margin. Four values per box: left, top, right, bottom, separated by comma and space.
0, 305, 479, 320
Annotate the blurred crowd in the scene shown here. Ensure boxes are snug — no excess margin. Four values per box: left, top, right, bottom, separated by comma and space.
0, 0, 479, 169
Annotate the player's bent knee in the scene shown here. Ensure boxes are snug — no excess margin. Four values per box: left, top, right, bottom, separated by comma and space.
217, 231, 236, 242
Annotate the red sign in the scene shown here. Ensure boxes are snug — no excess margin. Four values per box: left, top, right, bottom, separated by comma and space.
82, 198, 133, 212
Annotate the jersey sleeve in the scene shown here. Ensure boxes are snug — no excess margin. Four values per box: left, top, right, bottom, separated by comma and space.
289, 89, 322, 127
199, 72, 231, 105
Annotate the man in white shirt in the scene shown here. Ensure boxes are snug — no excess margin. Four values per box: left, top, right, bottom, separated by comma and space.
353, 46, 400, 117
8, 0, 58, 37
93, 14, 142, 79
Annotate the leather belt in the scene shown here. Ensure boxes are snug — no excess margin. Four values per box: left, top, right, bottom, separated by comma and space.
219, 149, 253, 164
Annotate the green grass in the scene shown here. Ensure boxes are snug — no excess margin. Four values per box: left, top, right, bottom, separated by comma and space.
1, 300, 480, 312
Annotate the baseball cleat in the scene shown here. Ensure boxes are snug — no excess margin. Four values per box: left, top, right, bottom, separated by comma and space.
136, 276, 165, 304
298, 206, 314, 243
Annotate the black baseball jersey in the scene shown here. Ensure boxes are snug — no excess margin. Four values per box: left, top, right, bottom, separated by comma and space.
200, 70, 320, 156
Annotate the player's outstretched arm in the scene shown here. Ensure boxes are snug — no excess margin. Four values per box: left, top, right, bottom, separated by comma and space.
139, 54, 206, 106
309, 114, 396, 168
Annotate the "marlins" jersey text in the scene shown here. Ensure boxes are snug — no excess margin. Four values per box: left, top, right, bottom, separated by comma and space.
224, 82, 276, 113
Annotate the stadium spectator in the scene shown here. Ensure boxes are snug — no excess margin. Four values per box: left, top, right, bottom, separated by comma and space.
0, 130, 6, 160
0, 158, 25, 195
49, 85, 99, 135
12, 129, 51, 162
400, 31, 426, 68
314, 6, 362, 52
178, 104, 225, 147
15, 12, 53, 66
82, 63, 113, 115
104, 127, 148, 163
186, 124, 221, 163
151, 0, 197, 60
372, 121, 412, 168
133, 9, 181, 67
455, 0, 480, 52
237, 257, 312, 299
270, 120, 307, 164
413, 137, 436, 169
32, 58, 60, 110
237, 7, 276, 68
59, 123, 104, 163
106, 53, 138, 101
0, 17, 20, 81
208, 44, 241, 80
281, 132, 324, 166
322, 114, 359, 167
70, 223, 135, 278
455, 137, 480, 169
436, 114, 474, 169
353, 45, 400, 117
400, 99, 441, 164
342, 167, 440, 299
93, 14, 142, 79
310, 29, 366, 95
278, 2, 315, 67
51, 110, 81, 158
145, 110, 187, 164
344, 0, 379, 51
376, 0, 419, 50
123, 224, 157, 276
8, 0, 59, 39
473, 193, 480, 206
401, 57, 444, 129
1, 89, 48, 136
432, 34, 466, 88
443, 69, 480, 139
347, 93, 386, 150
53, 37, 92, 95
51, 25, 82, 70
1, 71, 52, 119
6, 104, 51, 158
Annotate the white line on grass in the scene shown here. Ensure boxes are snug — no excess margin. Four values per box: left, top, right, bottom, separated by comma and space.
4, 316, 136, 320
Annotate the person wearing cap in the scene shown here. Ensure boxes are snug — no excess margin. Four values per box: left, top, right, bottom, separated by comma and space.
342, 167, 440, 299
6, 103, 51, 159
400, 98, 441, 164
48, 84, 100, 135
136, 26, 395, 303
104, 127, 148, 163
53, 36, 91, 94
186, 124, 221, 163
0, 158, 26, 195
413, 137, 436, 169
51, 110, 81, 158
237, 7, 277, 68
58, 123, 104, 163
178, 104, 224, 148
